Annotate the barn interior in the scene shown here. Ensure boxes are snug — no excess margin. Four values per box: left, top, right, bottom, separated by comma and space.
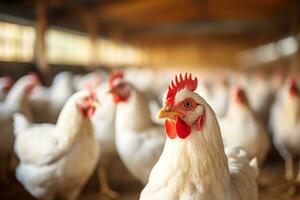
0, 0, 300, 200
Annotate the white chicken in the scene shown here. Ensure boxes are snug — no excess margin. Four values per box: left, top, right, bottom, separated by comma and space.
108, 71, 165, 184
91, 81, 118, 197
30, 71, 74, 123
219, 86, 270, 164
270, 78, 300, 182
124, 68, 166, 126
73, 71, 104, 91
196, 78, 229, 118
13, 90, 100, 200
240, 73, 273, 122
270, 70, 286, 94
0, 74, 38, 182
140, 73, 258, 200
0, 76, 13, 101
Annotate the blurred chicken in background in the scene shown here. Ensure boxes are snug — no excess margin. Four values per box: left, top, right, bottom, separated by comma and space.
30, 71, 75, 123
13, 90, 100, 200
219, 86, 270, 165
270, 77, 300, 183
0, 74, 39, 183
239, 72, 274, 123
73, 71, 105, 92
196, 77, 229, 118
88, 77, 119, 198
109, 71, 165, 184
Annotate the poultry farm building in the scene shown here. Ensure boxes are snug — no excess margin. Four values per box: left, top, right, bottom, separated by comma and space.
0, 0, 300, 200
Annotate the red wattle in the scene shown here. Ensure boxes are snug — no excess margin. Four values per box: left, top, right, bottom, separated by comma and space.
175, 117, 191, 139
196, 111, 206, 130
113, 95, 123, 103
87, 107, 96, 118
165, 120, 177, 139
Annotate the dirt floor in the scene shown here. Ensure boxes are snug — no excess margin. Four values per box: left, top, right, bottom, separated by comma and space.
1, 156, 300, 200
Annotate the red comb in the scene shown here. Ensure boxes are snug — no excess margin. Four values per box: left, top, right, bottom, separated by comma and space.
3, 76, 13, 85
234, 85, 248, 104
109, 70, 124, 88
166, 73, 198, 106
90, 90, 97, 101
2, 76, 14, 91
289, 78, 299, 96
28, 72, 39, 82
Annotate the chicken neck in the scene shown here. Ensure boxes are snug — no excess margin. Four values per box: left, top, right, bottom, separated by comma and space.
55, 99, 93, 150
115, 87, 154, 133
4, 81, 31, 114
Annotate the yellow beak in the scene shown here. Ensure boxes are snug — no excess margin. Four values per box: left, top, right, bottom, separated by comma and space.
107, 86, 116, 94
157, 107, 182, 119
92, 100, 101, 108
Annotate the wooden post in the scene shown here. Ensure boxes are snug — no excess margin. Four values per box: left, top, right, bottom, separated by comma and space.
79, 10, 99, 68
89, 32, 98, 68
35, 0, 49, 79
289, 1, 300, 72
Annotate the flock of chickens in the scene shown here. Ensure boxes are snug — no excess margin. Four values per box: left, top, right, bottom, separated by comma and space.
0, 68, 299, 200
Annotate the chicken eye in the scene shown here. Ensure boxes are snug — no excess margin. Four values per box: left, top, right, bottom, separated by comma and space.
183, 101, 192, 109
83, 97, 89, 102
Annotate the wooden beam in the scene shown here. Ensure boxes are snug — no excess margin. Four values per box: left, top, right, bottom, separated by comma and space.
130, 31, 285, 49
77, 8, 99, 68
118, 3, 202, 27
127, 19, 283, 39
96, 0, 175, 19
96, 0, 293, 22
94, 0, 294, 39
34, 0, 49, 78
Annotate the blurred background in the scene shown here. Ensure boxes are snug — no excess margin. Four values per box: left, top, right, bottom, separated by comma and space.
0, 0, 300, 200
0, 0, 299, 75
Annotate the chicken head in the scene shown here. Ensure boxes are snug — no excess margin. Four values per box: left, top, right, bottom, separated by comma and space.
157, 73, 206, 139
108, 71, 131, 103
76, 91, 100, 118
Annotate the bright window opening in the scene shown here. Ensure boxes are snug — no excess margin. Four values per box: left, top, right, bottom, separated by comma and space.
46, 29, 93, 65
0, 21, 145, 66
0, 21, 35, 62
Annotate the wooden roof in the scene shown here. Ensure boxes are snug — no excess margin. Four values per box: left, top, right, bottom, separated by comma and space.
0, 0, 299, 68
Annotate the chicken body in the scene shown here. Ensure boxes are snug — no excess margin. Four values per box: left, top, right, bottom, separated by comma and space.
196, 80, 229, 118
0, 75, 36, 181
270, 79, 300, 182
141, 86, 258, 200
241, 75, 273, 122
91, 83, 119, 197
14, 91, 99, 200
219, 88, 270, 164
114, 85, 165, 184
92, 83, 116, 161
30, 71, 74, 123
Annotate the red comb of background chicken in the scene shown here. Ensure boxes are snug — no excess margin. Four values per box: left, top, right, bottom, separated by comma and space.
90, 90, 97, 101
109, 71, 124, 88
289, 78, 299, 96
166, 73, 198, 107
3, 76, 14, 92
28, 72, 39, 83
234, 85, 248, 104
3, 76, 13, 84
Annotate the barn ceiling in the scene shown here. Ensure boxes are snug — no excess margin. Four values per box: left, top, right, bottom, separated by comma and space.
0, 0, 299, 48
